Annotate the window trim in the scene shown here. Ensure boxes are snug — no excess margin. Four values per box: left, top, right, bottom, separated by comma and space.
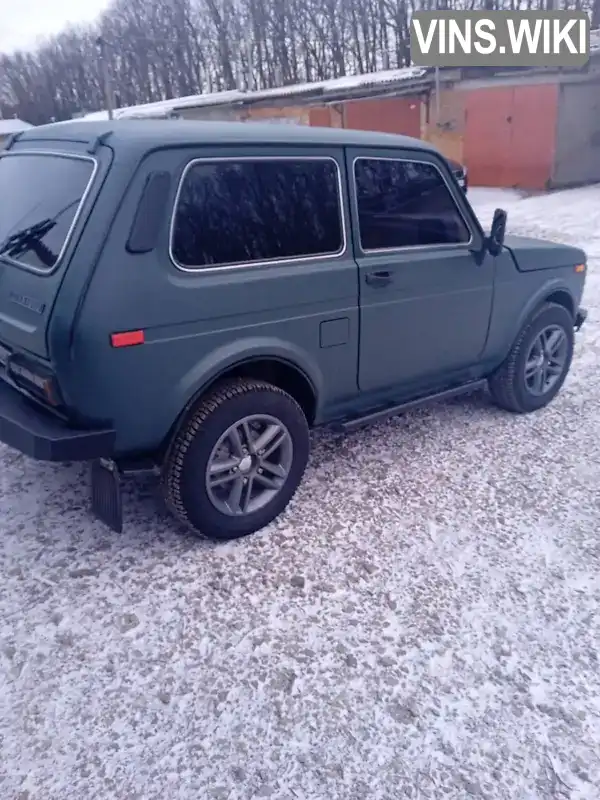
169, 155, 348, 273
0, 149, 99, 275
352, 155, 474, 255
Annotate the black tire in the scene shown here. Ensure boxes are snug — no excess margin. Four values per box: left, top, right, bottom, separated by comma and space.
162, 378, 310, 540
488, 302, 574, 413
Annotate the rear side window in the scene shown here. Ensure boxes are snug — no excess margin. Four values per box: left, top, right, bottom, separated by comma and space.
171, 158, 344, 269
0, 153, 95, 271
354, 158, 470, 251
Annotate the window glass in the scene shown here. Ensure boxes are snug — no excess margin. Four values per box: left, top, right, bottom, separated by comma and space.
354, 158, 470, 251
0, 154, 94, 270
172, 158, 343, 268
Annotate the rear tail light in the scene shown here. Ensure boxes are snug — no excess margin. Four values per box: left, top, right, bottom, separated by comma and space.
6, 357, 62, 407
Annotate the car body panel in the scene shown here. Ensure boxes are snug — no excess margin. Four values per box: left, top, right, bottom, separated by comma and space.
503, 234, 587, 271
0, 140, 114, 359
58, 143, 360, 453
445, 156, 468, 191
345, 146, 493, 393
0, 119, 588, 462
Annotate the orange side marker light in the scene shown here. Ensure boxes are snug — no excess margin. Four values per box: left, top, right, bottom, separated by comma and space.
575, 264, 586, 273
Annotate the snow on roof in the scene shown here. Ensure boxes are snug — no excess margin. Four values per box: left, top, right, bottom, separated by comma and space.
0, 118, 33, 135
245, 66, 428, 102
82, 66, 429, 122
83, 90, 246, 121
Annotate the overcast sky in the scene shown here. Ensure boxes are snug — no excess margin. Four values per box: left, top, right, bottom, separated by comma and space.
0, 0, 111, 53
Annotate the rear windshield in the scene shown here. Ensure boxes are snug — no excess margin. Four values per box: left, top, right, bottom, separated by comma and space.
0, 153, 95, 271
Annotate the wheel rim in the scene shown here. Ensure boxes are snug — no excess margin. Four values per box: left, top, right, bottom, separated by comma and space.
205, 414, 294, 516
524, 324, 569, 397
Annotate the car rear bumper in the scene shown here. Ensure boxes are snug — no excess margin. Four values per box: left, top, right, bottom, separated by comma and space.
0, 379, 115, 462
575, 307, 587, 331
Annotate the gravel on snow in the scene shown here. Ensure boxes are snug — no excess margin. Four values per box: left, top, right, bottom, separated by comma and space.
1, 187, 600, 800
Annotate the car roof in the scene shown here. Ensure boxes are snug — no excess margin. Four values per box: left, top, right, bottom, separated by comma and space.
17, 118, 438, 154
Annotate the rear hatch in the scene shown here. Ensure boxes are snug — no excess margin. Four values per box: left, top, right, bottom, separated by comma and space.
0, 144, 100, 358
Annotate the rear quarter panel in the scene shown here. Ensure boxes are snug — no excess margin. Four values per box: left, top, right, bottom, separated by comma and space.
65, 145, 360, 456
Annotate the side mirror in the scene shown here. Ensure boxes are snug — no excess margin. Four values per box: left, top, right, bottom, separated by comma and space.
486, 208, 507, 256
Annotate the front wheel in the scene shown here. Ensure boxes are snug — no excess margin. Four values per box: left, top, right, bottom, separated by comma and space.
488, 302, 574, 413
162, 378, 310, 540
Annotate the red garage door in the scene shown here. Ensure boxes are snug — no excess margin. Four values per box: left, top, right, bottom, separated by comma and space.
464, 83, 558, 190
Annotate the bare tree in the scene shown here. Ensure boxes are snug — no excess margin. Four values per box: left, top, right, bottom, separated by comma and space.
0, 0, 596, 124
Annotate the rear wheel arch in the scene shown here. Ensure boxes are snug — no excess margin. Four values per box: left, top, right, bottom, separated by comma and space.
160, 356, 319, 461
215, 357, 318, 424
161, 375, 312, 540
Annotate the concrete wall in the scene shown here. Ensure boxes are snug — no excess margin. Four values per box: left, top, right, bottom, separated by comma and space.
552, 79, 600, 188
423, 89, 466, 163
244, 104, 309, 124
179, 101, 340, 127
178, 105, 241, 122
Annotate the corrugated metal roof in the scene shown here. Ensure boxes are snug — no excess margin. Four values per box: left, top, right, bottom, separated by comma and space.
243, 66, 428, 101
82, 66, 430, 121
0, 118, 33, 135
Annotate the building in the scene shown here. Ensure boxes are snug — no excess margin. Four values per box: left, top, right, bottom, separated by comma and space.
424, 62, 600, 191
81, 36, 600, 191
0, 118, 34, 148
81, 67, 434, 129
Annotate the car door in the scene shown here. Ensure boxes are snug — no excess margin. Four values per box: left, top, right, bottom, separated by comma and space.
346, 147, 495, 393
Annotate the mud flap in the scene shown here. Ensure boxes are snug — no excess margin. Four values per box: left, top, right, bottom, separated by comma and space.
91, 459, 123, 533
575, 308, 588, 332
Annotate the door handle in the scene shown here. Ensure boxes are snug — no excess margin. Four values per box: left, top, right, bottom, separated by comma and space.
365, 270, 393, 287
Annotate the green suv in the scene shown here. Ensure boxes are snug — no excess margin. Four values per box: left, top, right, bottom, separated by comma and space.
0, 120, 588, 540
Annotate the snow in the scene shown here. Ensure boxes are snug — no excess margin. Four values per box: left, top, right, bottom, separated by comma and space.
82, 90, 247, 121
0, 118, 33, 135
245, 67, 428, 102
472, 185, 600, 260
1, 186, 600, 799
82, 67, 428, 121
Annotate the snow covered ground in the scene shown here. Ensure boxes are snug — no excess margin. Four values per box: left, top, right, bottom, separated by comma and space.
1, 186, 600, 800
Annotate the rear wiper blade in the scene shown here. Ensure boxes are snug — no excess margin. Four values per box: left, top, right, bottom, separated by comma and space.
0, 218, 55, 254
0, 218, 57, 267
